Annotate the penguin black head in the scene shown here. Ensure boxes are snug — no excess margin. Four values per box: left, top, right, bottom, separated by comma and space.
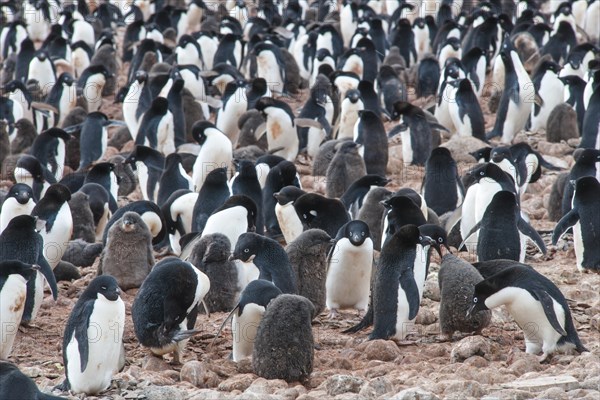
149, 97, 169, 115
469, 147, 492, 163
490, 147, 513, 163
44, 127, 72, 142
219, 194, 258, 232
236, 160, 257, 178
339, 220, 371, 246
273, 185, 305, 205
57, 72, 75, 86
381, 194, 418, 210
388, 224, 430, 249
0, 260, 39, 281
4, 214, 39, 233
357, 174, 391, 188
6, 183, 34, 205
164, 153, 183, 170
443, 37, 461, 51
574, 176, 600, 197
124, 145, 162, 166
87, 111, 110, 123
418, 224, 448, 256
345, 89, 361, 104
34, 49, 50, 62
87, 162, 115, 175
204, 167, 228, 186
468, 163, 511, 183
390, 101, 422, 122
237, 278, 282, 314
443, 58, 465, 79
249, 78, 268, 95
536, 60, 561, 75
16, 155, 44, 180
192, 120, 219, 145
135, 70, 148, 83
84, 275, 121, 301
231, 231, 262, 262
41, 183, 72, 203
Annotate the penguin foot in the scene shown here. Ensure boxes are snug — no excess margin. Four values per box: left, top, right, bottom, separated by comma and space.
18, 322, 41, 332
328, 309, 339, 319
538, 353, 553, 363
171, 351, 182, 365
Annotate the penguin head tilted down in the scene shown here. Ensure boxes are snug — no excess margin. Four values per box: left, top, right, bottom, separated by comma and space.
231, 232, 261, 263
418, 224, 448, 257
86, 275, 122, 302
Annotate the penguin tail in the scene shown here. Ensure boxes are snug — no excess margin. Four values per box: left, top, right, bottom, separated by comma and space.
342, 307, 373, 334
53, 379, 69, 392
575, 341, 589, 354
172, 329, 201, 343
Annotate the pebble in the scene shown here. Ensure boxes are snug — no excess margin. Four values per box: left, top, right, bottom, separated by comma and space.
450, 336, 495, 362
360, 340, 400, 362
325, 375, 366, 396
388, 387, 440, 400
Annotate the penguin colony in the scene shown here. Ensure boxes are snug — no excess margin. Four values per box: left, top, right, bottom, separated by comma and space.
0, 0, 598, 395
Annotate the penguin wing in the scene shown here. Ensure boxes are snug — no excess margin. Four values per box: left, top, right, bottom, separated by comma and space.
531, 289, 567, 336
516, 160, 528, 187
536, 151, 562, 171
70, 300, 95, 373
209, 303, 240, 349
399, 268, 420, 320
551, 209, 580, 245
458, 221, 481, 250
317, 115, 332, 139
517, 218, 547, 254
36, 249, 58, 300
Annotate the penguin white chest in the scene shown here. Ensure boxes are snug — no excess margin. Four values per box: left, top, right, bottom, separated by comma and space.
41, 203, 73, 268
0, 274, 28, 359
275, 202, 304, 244
136, 161, 151, 201
232, 303, 265, 362
66, 295, 125, 394
0, 198, 35, 233
394, 283, 413, 340
202, 206, 248, 249
326, 238, 373, 311
400, 125, 414, 164
257, 52, 283, 94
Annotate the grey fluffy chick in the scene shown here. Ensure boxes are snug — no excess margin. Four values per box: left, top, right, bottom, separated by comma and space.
62, 239, 103, 267
188, 233, 239, 312
253, 294, 315, 383
68, 192, 96, 243
286, 229, 332, 316
326, 141, 366, 198
438, 254, 491, 339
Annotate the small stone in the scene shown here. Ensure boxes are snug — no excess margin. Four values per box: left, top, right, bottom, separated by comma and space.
388, 387, 440, 400
423, 276, 440, 302
503, 375, 579, 391
245, 377, 288, 395
141, 385, 185, 400
358, 377, 393, 398
509, 358, 542, 376
362, 340, 400, 361
538, 387, 568, 400
142, 355, 172, 372
464, 356, 488, 368
580, 376, 600, 390
218, 374, 256, 392
415, 308, 437, 325
181, 361, 220, 388
450, 336, 494, 362
481, 389, 534, 400
21, 367, 43, 378
440, 380, 485, 398
325, 375, 366, 396
188, 388, 234, 400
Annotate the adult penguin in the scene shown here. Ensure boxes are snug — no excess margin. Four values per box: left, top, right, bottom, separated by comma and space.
124, 145, 165, 203
77, 65, 112, 113
293, 193, 350, 238
561, 149, 600, 217
255, 97, 299, 162
191, 121, 233, 191
200, 195, 257, 250
45, 72, 77, 127
262, 160, 300, 239
135, 97, 176, 156
354, 110, 389, 176
73, 112, 126, 170
0, 215, 58, 325
487, 39, 535, 143
31, 183, 73, 269
530, 60, 564, 132
389, 101, 434, 166
157, 153, 193, 206
28, 127, 72, 182
192, 167, 231, 233
0, 361, 64, 400
59, 276, 125, 395
340, 174, 390, 219
14, 155, 56, 201
297, 77, 334, 158
446, 78, 486, 141
132, 257, 210, 364
84, 162, 120, 213
215, 80, 248, 147
0, 183, 35, 234
422, 147, 464, 216
553, 176, 600, 272
231, 160, 264, 235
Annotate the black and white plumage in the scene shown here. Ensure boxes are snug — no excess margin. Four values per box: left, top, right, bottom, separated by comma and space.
0, 183, 35, 233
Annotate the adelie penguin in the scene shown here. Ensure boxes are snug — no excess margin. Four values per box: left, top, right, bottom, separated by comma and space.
211, 279, 282, 362
157, 153, 194, 206
200, 194, 257, 250
191, 121, 233, 191
389, 101, 435, 166
354, 110, 389, 176
0, 183, 35, 233
0, 261, 39, 359
231, 160, 264, 235
468, 263, 588, 362
135, 97, 176, 156
293, 192, 351, 237
381, 194, 427, 247
561, 149, 600, 217
14, 155, 56, 201
28, 127, 72, 182
340, 174, 390, 219
132, 257, 210, 364
161, 189, 198, 255
530, 60, 564, 132
192, 167, 231, 233
326, 220, 373, 318
255, 97, 299, 162
263, 160, 300, 239
447, 78, 486, 141
31, 183, 73, 269
232, 232, 298, 294
101, 200, 166, 246
422, 147, 464, 216
461, 190, 546, 263
0, 215, 58, 325
58, 276, 125, 395
124, 145, 165, 203
77, 65, 113, 113
71, 112, 126, 170
335, 89, 363, 140
274, 186, 306, 244
552, 177, 600, 272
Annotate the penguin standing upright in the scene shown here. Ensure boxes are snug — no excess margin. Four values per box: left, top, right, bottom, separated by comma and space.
339, 174, 390, 219
0, 261, 39, 359
462, 190, 546, 263
553, 176, 600, 272
59, 276, 125, 395
29, 127, 72, 181
0, 215, 58, 325
297, 78, 334, 158
336, 89, 363, 140
274, 186, 306, 244
31, 183, 73, 269
530, 60, 564, 132
0, 183, 35, 233
132, 257, 210, 364
389, 102, 434, 166
255, 97, 299, 162
326, 141, 366, 198
191, 121, 233, 191
368, 225, 435, 340
232, 232, 298, 294
487, 40, 535, 143
14, 155, 56, 201
561, 149, 600, 216
215, 80, 248, 147
124, 145, 165, 203
77, 65, 112, 113
84, 162, 120, 213
192, 167, 231, 233
447, 78, 486, 141
381, 194, 427, 246
263, 161, 300, 239
354, 110, 389, 176
253, 43, 287, 94
157, 153, 193, 206
135, 97, 176, 156
45, 72, 77, 127
231, 160, 264, 235
468, 263, 587, 362
74, 112, 125, 170
422, 147, 464, 216
0, 361, 64, 400
326, 220, 373, 318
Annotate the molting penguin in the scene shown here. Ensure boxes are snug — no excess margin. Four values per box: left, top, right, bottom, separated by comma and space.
98, 212, 154, 290
0, 183, 35, 233
191, 121, 233, 191
552, 176, 600, 272
326, 220, 373, 318
357, 187, 392, 251
293, 193, 351, 237
59, 276, 125, 395
0, 215, 58, 325
0, 261, 39, 359
132, 257, 210, 364
232, 232, 298, 294
468, 263, 587, 362
31, 183, 73, 269
438, 254, 491, 340
286, 229, 332, 316
252, 294, 315, 382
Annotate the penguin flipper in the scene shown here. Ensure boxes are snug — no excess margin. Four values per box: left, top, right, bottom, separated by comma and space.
458, 221, 481, 250
342, 306, 373, 333
400, 269, 420, 320
532, 289, 567, 336
317, 115, 332, 139
536, 152, 562, 171
551, 209, 580, 245
518, 218, 547, 254
73, 301, 95, 373
37, 253, 58, 300
209, 304, 239, 350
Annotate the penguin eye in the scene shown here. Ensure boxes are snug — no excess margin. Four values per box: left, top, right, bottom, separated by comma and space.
473, 297, 478, 303
101, 286, 107, 290
361, 232, 365, 237
479, 171, 484, 176
244, 248, 249, 253
438, 237, 443, 243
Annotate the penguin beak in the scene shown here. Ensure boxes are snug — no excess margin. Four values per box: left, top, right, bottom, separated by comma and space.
379, 200, 391, 209
31, 264, 41, 271
16, 191, 30, 204
228, 253, 237, 262
466, 303, 476, 318
491, 153, 504, 162
420, 235, 435, 248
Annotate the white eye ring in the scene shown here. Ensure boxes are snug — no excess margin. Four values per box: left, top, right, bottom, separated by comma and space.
101, 286, 107, 290
474, 297, 478, 303
244, 249, 249, 253
438, 237, 443, 243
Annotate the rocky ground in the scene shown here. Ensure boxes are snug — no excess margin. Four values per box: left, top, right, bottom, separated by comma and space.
3, 27, 600, 400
